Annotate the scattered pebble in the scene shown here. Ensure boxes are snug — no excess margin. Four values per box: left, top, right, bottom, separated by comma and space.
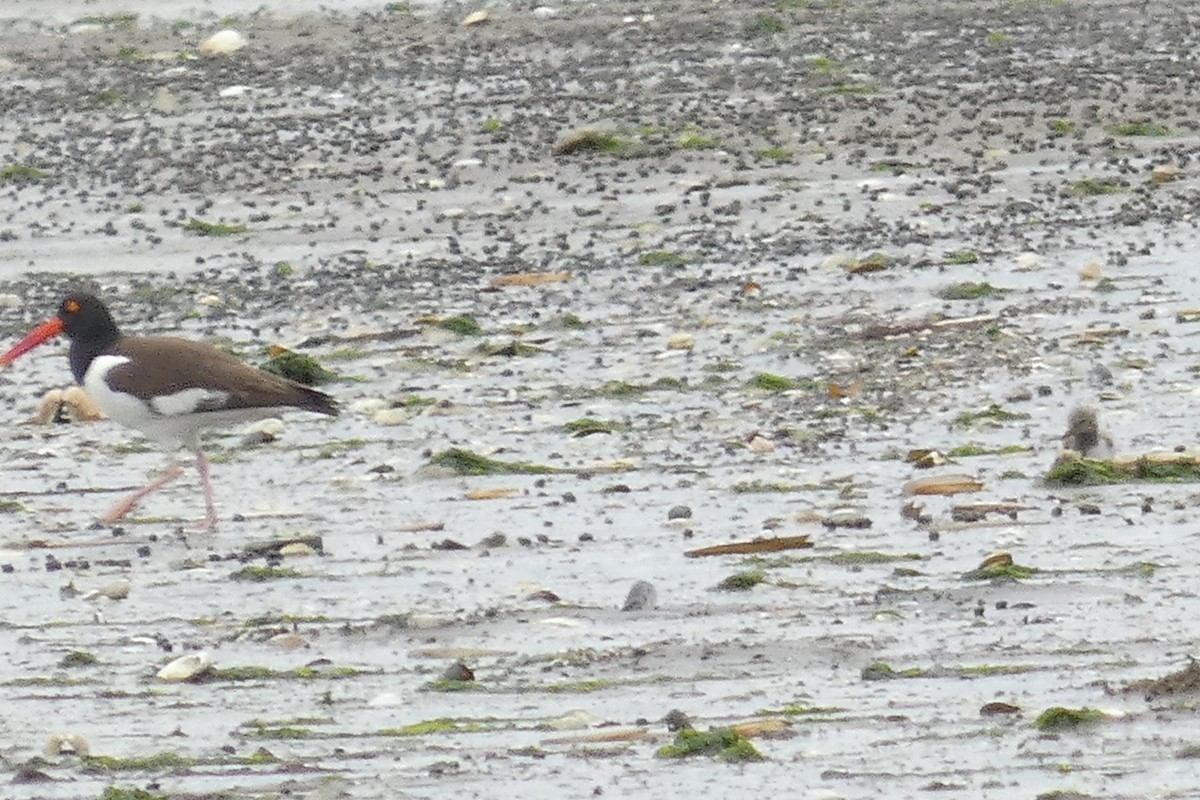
667, 505, 692, 521
746, 433, 775, 453
822, 511, 873, 530
442, 661, 475, 682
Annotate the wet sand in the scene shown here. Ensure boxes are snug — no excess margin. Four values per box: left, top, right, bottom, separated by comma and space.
1, 1, 1200, 797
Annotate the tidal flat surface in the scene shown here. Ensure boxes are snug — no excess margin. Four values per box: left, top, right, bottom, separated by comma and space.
0, 1, 1199, 797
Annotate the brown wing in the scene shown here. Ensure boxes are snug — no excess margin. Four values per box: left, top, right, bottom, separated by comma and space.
106, 336, 338, 416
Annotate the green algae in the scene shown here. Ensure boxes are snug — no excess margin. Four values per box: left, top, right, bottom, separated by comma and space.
99, 789, 167, 800
656, 728, 764, 761
942, 249, 980, 264
198, 665, 364, 683
426, 679, 487, 693
730, 479, 826, 493
937, 282, 1007, 300
564, 417, 621, 436
183, 218, 246, 236
948, 443, 1031, 457
247, 726, 312, 739
542, 678, 617, 694
83, 752, 195, 772
952, 403, 1031, 427
638, 250, 688, 267
827, 551, 923, 566
748, 372, 797, 391
229, 566, 302, 582
438, 315, 485, 336
962, 562, 1039, 581
428, 447, 559, 475
1033, 707, 1106, 731
861, 661, 925, 680
261, 351, 338, 385
1070, 178, 1123, 196
59, 650, 99, 668
1045, 455, 1200, 486
716, 570, 766, 591
0, 164, 49, 183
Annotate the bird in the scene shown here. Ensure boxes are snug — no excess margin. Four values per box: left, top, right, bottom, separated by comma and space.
0, 293, 339, 527
1061, 406, 1114, 459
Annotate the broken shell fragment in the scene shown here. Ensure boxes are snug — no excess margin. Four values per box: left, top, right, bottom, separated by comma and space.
34, 386, 103, 424
81, 579, 130, 601
902, 474, 984, 495
44, 732, 90, 757
979, 552, 1013, 570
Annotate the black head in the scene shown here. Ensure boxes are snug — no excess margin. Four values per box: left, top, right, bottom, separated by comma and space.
0, 292, 121, 382
57, 293, 120, 344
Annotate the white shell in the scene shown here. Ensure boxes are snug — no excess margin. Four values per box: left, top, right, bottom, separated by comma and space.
157, 652, 213, 682
44, 732, 90, 757
199, 29, 246, 56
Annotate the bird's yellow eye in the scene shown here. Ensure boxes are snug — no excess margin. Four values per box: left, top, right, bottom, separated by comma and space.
64, 299, 80, 314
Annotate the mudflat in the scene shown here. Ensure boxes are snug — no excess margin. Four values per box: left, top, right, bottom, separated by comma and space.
0, 1, 1197, 798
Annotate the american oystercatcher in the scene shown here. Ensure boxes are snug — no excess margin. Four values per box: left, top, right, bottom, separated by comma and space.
0, 293, 339, 527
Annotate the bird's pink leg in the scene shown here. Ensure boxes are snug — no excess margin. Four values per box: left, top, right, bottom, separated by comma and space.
98, 460, 184, 525
195, 450, 219, 529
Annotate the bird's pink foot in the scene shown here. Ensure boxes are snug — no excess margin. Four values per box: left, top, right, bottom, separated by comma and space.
97, 462, 184, 525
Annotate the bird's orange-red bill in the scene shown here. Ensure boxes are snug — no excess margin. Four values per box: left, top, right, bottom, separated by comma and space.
0, 317, 65, 365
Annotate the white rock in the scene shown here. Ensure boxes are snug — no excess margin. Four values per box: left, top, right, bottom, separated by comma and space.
1015, 252, 1040, 271
199, 29, 246, 56
150, 87, 181, 114
218, 85, 252, 98
747, 434, 775, 453
545, 709, 598, 730
242, 417, 285, 445
83, 579, 130, 601
461, 10, 489, 26
667, 332, 694, 350
532, 6, 557, 18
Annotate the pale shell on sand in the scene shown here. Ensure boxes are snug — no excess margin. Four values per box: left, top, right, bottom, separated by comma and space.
199, 30, 246, 56
158, 652, 213, 682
